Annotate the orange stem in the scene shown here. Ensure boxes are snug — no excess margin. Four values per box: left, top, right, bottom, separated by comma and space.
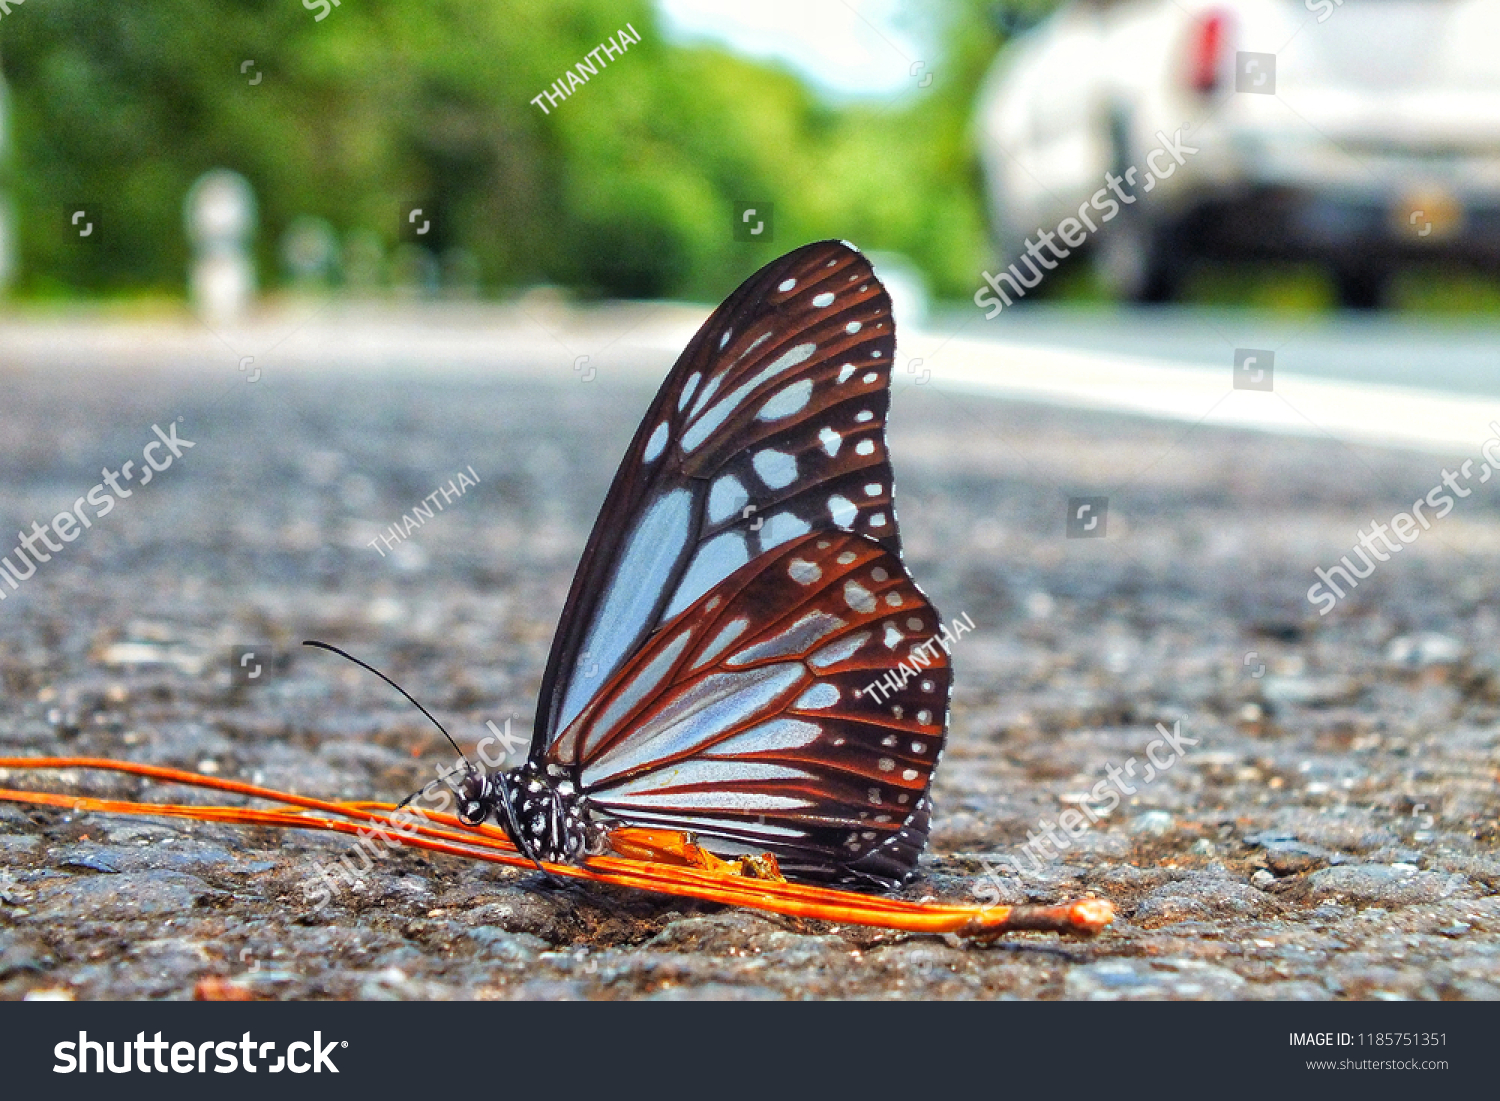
0, 757, 1112, 938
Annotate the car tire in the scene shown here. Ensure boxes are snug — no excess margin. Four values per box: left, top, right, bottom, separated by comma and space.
1332, 265, 1389, 310
1095, 219, 1183, 303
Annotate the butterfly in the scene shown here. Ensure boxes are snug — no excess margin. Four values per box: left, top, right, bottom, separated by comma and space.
449, 240, 953, 890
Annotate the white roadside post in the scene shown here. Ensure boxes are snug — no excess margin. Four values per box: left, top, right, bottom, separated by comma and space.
185, 169, 257, 324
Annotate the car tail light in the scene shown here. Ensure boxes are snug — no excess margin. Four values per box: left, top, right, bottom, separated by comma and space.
1188, 10, 1231, 93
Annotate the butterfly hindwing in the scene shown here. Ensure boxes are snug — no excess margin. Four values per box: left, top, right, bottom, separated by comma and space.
534, 242, 901, 746
548, 531, 951, 887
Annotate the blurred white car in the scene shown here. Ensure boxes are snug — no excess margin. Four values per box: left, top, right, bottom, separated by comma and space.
975, 0, 1500, 306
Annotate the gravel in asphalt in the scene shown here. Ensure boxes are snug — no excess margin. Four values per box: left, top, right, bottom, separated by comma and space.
0, 363, 1496, 999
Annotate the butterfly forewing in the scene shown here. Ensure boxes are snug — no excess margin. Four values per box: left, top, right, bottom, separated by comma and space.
549, 531, 951, 887
534, 242, 901, 744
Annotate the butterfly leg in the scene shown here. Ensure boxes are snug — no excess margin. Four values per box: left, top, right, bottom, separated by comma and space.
604, 827, 786, 882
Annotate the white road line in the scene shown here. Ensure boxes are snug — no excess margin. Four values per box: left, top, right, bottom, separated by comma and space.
915, 333, 1500, 457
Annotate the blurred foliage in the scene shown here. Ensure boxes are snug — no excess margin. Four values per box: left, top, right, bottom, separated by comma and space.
0, 0, 1008, 301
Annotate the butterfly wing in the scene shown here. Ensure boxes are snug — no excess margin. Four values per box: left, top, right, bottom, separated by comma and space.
533, 241, 901, 746
549, 531, 952, 888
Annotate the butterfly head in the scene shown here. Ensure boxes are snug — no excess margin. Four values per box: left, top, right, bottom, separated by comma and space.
454, 766, 491, 826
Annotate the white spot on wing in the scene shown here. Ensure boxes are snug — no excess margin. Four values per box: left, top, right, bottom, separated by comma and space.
788, 558, 821, 585
778, 278, 797, 292
856, 440, 876, 456
688, 373, 724, 418
844, 580, 877, 614
813, 292, 835, 307
707, 475, 749, 524
762, 341, 817, 374
808, 631, 870, 669
759, 511, 811, 552
734, 333, 772, 365
682, 343, 817, 452
752, 448, 798, 489
679, 372, 703, 411
726, 612, 844, 666
838, 364, 855, 383
756, 379, 812, 422
846, 321, 862, 334
819, 426, 842, 457
828, 495, 857, 527
643, 420, 670, 463
795, 683, 840, 710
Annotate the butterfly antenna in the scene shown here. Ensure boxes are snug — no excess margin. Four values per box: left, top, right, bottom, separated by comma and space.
301, 641, 474, 772
304, 640, 566, 888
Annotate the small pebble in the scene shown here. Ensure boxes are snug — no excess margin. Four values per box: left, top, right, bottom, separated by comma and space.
1129, 811, 1175, 837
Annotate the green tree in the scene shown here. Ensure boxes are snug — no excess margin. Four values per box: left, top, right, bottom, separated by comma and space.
0, 0, 1006, 300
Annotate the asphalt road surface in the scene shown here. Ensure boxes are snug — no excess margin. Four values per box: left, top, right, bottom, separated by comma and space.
0, 313, 1497, 999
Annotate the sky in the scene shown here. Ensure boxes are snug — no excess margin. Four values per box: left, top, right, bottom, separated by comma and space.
655, 0, 934, 98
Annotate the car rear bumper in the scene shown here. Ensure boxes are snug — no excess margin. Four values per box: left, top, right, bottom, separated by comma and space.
1175, 185, 1500, 266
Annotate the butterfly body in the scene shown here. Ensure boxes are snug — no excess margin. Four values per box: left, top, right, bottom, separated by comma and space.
477, 759, 600, 865
463, 241, 953, 891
